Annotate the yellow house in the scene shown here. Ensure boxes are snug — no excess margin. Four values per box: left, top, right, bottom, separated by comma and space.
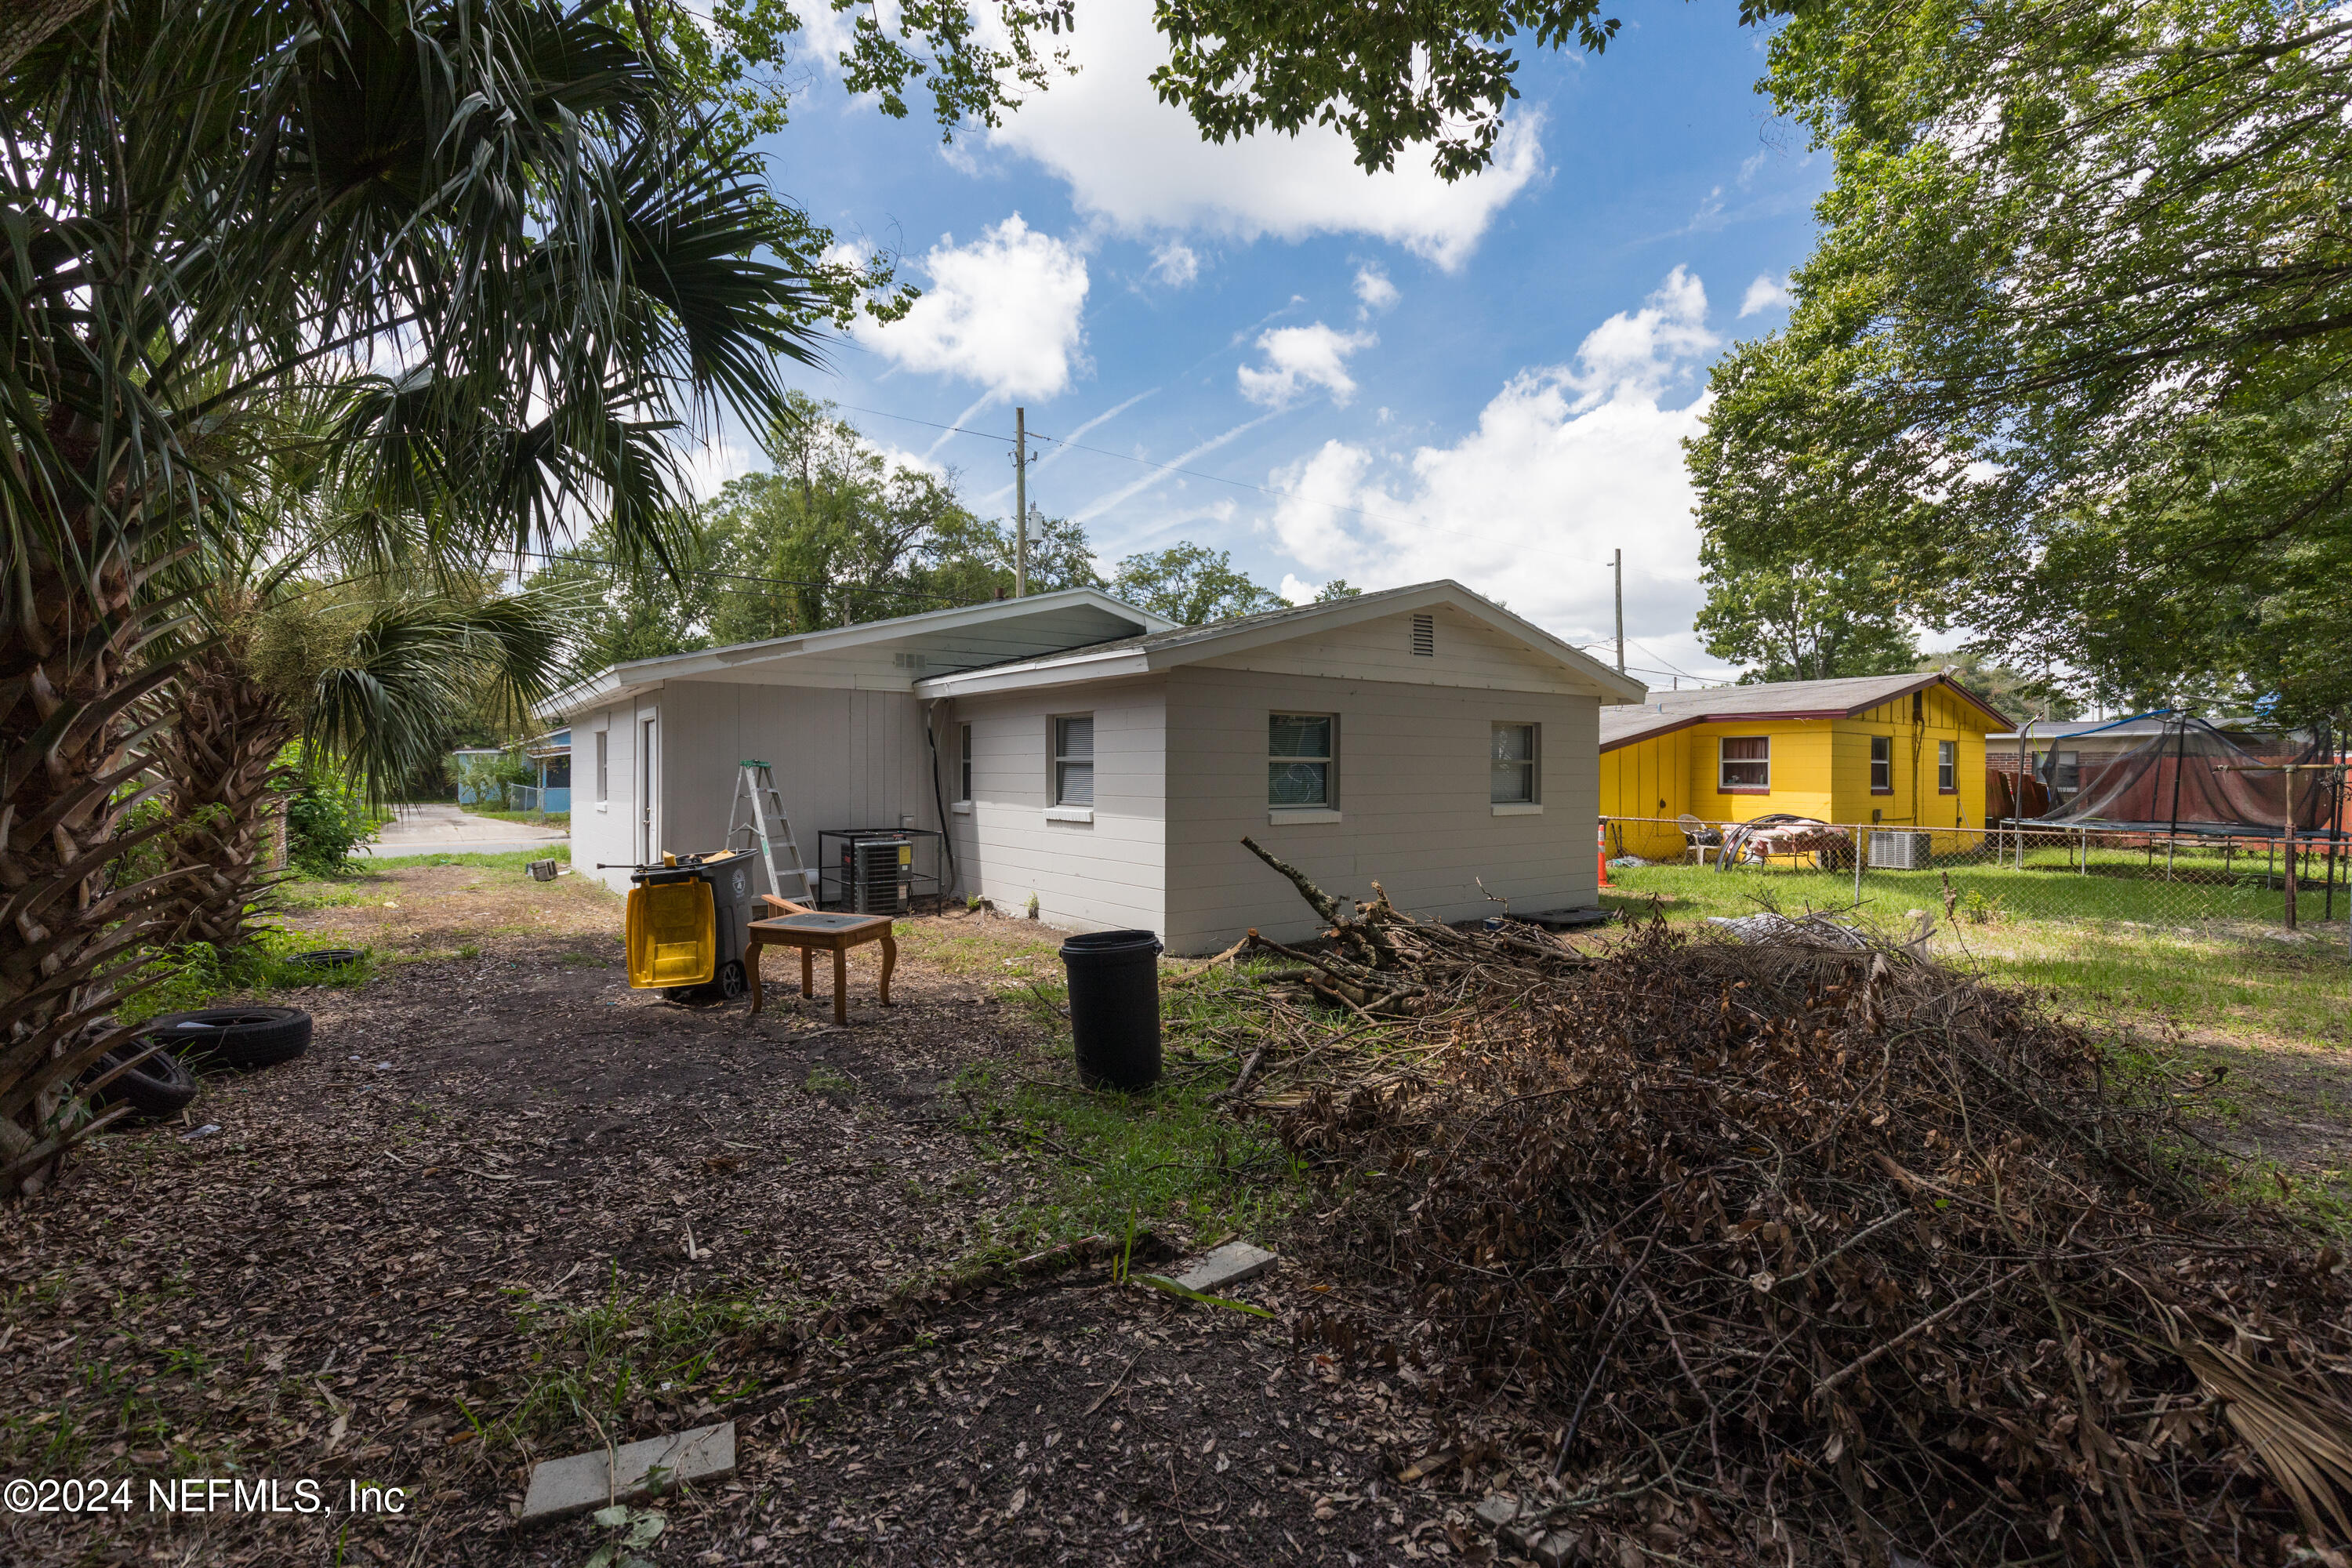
1599, 673, 2014, 859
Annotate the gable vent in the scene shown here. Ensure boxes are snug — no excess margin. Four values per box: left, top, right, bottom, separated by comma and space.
1410, 612, 1435, 657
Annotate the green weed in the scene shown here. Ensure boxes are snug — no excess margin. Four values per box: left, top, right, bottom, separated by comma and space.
116, 934, 376, 1024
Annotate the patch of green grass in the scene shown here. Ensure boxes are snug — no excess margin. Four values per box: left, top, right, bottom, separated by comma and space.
950, 964, 1309, 1261
116, 932, 377, 1025
802, 1065, 857, 1096
485, 1272, 798, 1450
890, 921, 1061, 978
560, 950, 614, 968
1958, 922, 2352, 1051
362, 846, 572, 871
1602, 852, 2329, 927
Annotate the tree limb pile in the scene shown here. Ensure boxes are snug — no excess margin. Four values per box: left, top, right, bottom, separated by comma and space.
1241, 865, 2352, 1563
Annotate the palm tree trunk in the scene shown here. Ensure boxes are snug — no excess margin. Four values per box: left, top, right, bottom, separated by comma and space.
149, 644, 298, 950
0, 528, 184, 1195
0, 0, 97, 74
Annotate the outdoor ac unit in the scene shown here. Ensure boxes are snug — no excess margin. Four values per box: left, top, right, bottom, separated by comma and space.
844, 837, 913, 915
1868, 830, 1931, 871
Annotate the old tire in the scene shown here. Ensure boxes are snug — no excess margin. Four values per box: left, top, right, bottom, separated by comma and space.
143, 1007, 312, 1071
287, 948, 365, 971
85, 1045, 198, 1120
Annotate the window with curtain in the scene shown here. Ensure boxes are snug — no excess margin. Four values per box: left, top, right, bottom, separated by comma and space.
1269, 714, 1334, 806
1490, 723, 1537, 804
1054, 716, 1094, 805
1719, 735, 1770, 792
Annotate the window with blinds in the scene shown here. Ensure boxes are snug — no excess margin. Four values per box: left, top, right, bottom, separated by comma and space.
1054, 716, 1094, 805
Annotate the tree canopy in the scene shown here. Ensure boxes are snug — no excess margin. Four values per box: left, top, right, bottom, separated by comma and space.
1693, 0, 2352, 721
1110, 543, 1288, 626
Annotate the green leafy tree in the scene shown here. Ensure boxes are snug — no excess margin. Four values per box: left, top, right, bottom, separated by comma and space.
1693, 553, 1919, 685
1697, 0, 2352, 720
1110, 544, 1287, 626
1312, 579, 1363, 601
1915, 650, 2078, 724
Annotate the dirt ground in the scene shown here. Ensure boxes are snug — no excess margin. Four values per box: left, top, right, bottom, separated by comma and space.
1, 865, 1483, 1567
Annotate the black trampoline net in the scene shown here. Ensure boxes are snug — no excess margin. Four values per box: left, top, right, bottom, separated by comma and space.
2033, 717, 2338, 834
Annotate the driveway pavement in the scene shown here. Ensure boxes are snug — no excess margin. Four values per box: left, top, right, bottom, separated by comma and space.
359, 803, 566, 858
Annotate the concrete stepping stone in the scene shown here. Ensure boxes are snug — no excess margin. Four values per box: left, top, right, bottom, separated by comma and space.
519, 1421, 735, 1523
1171, 1240, 1278, 1294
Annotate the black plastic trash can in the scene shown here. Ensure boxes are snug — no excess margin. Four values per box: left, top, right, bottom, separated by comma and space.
1060, 929, 1163, 1090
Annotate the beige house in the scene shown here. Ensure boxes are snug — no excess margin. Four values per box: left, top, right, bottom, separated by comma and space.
549, 581, 1642, 953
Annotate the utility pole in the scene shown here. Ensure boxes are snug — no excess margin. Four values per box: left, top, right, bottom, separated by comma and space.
1613, 548, 1624, 675
1013, 407, 1029, 598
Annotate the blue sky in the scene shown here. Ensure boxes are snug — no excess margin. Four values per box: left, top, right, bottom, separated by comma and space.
713, 0, 1829, 685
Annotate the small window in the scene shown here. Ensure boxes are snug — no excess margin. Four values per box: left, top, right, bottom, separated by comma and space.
1269, 713, 1334, 807
958, 723, 974, 803
1410, 613, 1434, 657
1870, 735, 1893, 793
2051, 750, 2081, 797
1054, 717, 1093, 806
1490, 723, 1537, 804
595, 730, 608, 802
1937, 739, 1957, 794
1719, 735, 1769, 793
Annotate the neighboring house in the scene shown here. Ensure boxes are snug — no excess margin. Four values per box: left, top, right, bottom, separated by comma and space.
450, 729, 572, 811
1599, 673, 2013, 858
1986, 716, 2260, 805
544, 582, 1644, 952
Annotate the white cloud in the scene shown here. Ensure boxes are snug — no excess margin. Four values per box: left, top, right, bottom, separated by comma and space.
1148, 241, 1201, 289
679, 432, 759, 501
849, 216, 1090, 401
982, 0, 1543, 270
1353, 264, 1399, 317
1739, 274, 1795, 318
1259, 270, 1732, 678
1566, 267, 1719, 408
1237, 324, 1376, 408
1279, 572, 1319, 605
1737, 150, 1767, 188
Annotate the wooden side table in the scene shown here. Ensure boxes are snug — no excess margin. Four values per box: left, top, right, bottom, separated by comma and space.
745, 902, 897, 1024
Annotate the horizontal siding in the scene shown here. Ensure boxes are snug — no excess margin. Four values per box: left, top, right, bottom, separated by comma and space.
1163, 667, 1600, 952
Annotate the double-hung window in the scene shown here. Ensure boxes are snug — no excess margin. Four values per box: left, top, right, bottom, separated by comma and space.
1869, 735, 1893, 793
1719, 736, 1770, 793
958, 723, 974, 803
1937, 739, 1957, 794
595, 730, 609, 803
1269, 714, 1334, 808
1053, 717, 1094, 805
1490, 723, 1538, 804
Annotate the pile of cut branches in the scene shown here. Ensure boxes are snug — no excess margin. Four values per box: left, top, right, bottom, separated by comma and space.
1236, 836, 1590, 1019
1268, 912, 2352, 1565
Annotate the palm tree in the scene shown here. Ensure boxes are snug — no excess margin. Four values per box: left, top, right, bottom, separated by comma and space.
0, 2, 822, 1192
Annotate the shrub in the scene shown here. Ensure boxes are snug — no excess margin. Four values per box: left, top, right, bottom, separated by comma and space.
281, 744, 377, 877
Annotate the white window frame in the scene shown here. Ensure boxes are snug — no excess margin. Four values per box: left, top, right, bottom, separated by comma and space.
957, 722, 973, 804
1937, 739, 1957, 794
1268, 713, 1337, 811
1719, 735, 1770, 793
594, 728, 608, 804
1490, 721, 1540, 807
1869, 734, 1893, 794
1052, 715, 1094, 807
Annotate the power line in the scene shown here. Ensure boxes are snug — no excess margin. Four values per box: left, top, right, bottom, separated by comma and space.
511, 550, 960, 607
832, 400, 1613, 562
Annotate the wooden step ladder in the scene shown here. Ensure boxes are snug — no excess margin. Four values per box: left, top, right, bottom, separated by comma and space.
728, 760, 818, 903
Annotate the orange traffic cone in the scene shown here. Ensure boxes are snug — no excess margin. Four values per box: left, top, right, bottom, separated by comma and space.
1597, 822, 1612, 889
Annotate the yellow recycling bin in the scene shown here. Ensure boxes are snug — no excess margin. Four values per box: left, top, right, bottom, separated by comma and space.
626, 876, 716, 989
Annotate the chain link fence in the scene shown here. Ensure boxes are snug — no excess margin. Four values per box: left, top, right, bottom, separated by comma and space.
1600, 815, 2350, 935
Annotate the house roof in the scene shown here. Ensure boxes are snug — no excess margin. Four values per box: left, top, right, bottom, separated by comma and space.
539, 588, 1179, 717
1985, 714, 2268, 743
1599, 671, 2014, 752
909, 580, 1649, 703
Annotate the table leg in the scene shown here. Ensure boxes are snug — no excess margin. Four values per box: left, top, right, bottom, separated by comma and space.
800, 946, 813, 999
878, 934, 896, 1006
746, 936, 765, 1017
832, 946, 848, 1026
